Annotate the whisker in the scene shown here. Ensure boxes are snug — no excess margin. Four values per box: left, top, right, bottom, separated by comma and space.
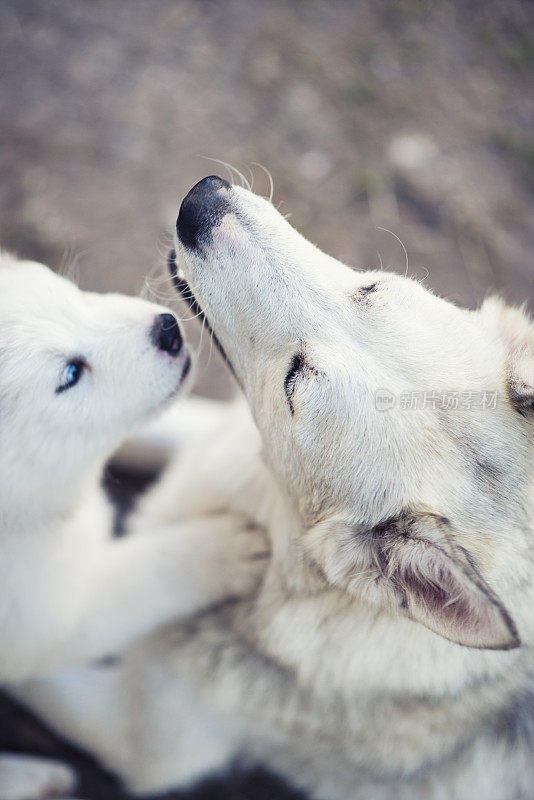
58, 246, 87, 284
251, 162, 274, 202
375, 227, 409, 278
179, 307, 207, 323
246, 165, 255, 193
199, 156, 251, 190
376, 250, 384, 271
417, 265, 430, 283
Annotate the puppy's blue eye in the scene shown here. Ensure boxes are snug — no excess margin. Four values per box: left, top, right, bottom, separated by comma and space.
56, 360, 85, 394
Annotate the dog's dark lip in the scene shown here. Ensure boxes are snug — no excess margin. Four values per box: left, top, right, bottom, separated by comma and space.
180, 351, 192, 383
167, 249, 238, 383
166, 352, 192, 401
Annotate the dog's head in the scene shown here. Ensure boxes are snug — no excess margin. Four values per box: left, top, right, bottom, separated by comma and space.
0, 253, 190, 512
173, 176, 534, 652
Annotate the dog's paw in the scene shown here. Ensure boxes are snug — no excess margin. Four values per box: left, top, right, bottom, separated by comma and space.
206, 514, 269, 600
0, 754, 77, 800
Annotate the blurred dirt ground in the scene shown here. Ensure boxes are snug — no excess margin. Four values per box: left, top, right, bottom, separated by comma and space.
0, 0, 533, 798
0, 0, 532, 396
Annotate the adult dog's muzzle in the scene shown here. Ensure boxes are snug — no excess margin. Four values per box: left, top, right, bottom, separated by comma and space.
176, 175, 231, 251
167, 246, 239, 384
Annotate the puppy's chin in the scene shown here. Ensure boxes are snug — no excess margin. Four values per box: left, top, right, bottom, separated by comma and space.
168, 351, 193, 400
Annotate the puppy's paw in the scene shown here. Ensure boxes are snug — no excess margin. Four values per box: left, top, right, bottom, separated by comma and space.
0, 754, 76, 800
206, 514, 269, 600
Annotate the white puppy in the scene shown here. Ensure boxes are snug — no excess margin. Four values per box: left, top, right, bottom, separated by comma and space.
0, 252, 265, 800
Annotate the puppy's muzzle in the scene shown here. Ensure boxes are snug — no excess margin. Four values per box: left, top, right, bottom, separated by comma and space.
177, 175, 231, 251
151, 312, 182, 356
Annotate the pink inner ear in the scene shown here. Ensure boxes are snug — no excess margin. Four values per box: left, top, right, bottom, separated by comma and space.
396, 539, 520, 650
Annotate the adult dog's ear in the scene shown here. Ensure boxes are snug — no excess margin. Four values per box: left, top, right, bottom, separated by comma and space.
509, 348, 534, 417
481, 297, 533, 417
307, 512, 520, 651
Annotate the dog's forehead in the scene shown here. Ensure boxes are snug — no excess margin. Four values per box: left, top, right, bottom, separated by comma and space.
1, 259, 63, 290
0, 262, 88, 362
0, 261, 82, 316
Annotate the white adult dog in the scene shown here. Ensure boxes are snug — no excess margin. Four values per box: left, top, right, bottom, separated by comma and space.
0, 252, 265, 800
19, 178, 534, 800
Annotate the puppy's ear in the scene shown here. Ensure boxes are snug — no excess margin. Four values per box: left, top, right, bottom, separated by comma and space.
307, 513, 520, 650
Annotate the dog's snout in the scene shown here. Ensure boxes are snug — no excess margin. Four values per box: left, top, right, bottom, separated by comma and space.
177, 175, 231, 251
151, 313, 182, 356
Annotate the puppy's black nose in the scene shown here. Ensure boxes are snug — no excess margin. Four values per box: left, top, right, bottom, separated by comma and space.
151, 313, 182, 355
177, 175, 231, 251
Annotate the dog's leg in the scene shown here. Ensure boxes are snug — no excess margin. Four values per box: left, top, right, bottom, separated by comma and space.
14, 661, 246, 798
39, 514, 266, 671
16, 616, 320, 797
15, 616, 303, 797
0, 753, 77, 800
11, 664, 127, 776
119, 652, 246, 796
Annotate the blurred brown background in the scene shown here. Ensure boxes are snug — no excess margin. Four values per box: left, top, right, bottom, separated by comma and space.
0, 1, 533, 797
1, 0, 532, 398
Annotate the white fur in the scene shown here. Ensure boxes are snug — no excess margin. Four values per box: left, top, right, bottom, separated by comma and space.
18, 185, 534, 799
0, 253, 265, 799
0, 755, 77, 800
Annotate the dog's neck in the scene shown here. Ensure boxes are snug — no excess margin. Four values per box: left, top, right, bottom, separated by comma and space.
249, 463, 534, 702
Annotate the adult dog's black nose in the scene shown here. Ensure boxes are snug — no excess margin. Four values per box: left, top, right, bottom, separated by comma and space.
151, 313, 182, 355
177, 175, 231, 251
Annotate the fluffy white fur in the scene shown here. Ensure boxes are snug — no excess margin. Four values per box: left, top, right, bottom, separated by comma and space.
17, 182, 534, 799
0, 253, 265, 800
